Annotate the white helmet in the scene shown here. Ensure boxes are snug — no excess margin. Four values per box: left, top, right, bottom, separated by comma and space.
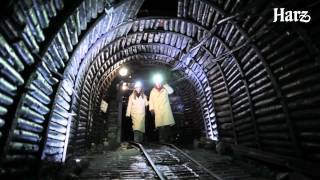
152, 73, 163, 84
134, 81, 142, 88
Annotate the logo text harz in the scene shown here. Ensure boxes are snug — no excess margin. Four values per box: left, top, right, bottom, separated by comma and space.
273, 8, 311, 23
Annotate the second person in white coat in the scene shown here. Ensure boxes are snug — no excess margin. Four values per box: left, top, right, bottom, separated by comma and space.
126, 81, 148, 143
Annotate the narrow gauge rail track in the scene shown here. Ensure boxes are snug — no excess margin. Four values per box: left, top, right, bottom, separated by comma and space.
79, 142, 269, 179
130, 142, 223, 180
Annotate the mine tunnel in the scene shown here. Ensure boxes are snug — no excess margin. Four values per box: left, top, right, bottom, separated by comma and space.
0, 0, 319, 179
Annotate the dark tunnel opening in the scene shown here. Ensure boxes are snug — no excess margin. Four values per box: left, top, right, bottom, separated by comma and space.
0, 0, 319, 179
103, 64, 204, 145
87, 62, 205, 148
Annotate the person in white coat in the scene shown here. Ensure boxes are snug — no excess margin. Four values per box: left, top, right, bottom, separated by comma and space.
126, 81, 148, 143
149, 74, 175, 142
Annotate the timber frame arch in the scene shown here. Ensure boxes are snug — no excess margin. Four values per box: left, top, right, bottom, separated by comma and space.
0, 0, 319, 177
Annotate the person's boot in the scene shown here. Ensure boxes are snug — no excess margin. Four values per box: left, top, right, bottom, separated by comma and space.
158, 127, 166, 143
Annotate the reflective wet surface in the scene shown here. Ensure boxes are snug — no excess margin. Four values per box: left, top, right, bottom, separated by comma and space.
74, 143, 273, 180
79, 145, 157, 179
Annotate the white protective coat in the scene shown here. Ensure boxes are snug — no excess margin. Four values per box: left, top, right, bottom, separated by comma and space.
149, 84, 175, 128
126, 94, 148, 133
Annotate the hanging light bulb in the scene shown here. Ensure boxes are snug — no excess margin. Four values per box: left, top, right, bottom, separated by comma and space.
119, 67, 128, 76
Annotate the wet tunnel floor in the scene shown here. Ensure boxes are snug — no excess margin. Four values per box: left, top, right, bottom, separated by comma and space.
78, 145, 157, 179
76, 143, 273, 180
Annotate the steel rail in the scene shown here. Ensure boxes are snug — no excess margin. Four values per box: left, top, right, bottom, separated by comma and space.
129, 142, 166, 180
162, 143, 223, 180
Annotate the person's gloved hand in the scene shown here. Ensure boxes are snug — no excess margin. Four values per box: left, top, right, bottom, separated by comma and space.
150, 110, 155, 116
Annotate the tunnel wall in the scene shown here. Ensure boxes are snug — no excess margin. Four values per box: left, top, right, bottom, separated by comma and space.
174, 1, 320, 176
173, 78, 204, 140
172, 0, 320, 175
0, 0, 319, 177
49, 0, 144, 159
0, 0, 68, 174
0, 0, 144, 175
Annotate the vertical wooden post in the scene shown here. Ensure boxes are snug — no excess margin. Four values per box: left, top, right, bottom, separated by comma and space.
117, 82, 123, 143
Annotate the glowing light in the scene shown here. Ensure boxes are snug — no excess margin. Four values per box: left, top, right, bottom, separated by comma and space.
152, 73, 163, 84
119, 67, 128, 76
122, 84, 128, 91
75, 158, 81, 163
134, 81, 142, 88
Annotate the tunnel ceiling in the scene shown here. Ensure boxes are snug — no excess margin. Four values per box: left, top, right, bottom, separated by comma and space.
0, 0, 319, 177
